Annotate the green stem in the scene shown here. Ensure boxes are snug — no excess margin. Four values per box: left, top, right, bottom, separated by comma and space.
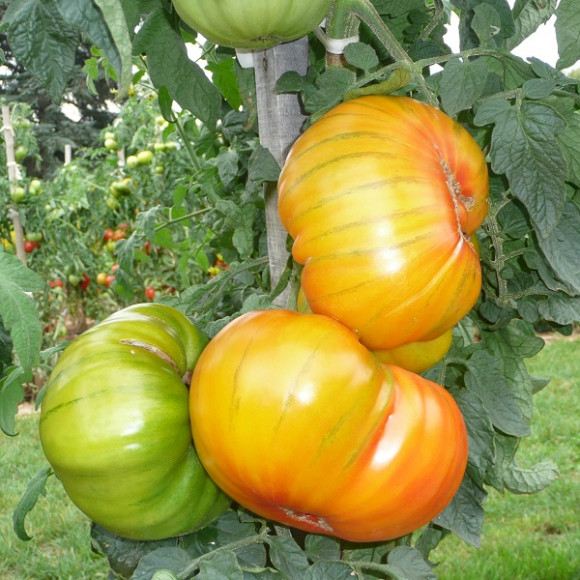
154, 207, 213, 231
327, 0, 438, 106
173, 115, 202, 173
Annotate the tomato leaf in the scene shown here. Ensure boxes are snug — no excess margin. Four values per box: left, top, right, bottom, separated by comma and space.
475, 99, 567, 238
537, 202, 580, 293
465, 349, 530, 437
555, 0, 580, 69
197, 550, 244, 579
13, 466, 52, 541
452, 388, 496, 488
0, 366, 30, 436
248, 145, 281, 185
90, 523, 178, 579
91, 0, 133, 97
558, 111, 580, 187
206, 58, 243, 110
131, 547, 192, 580
303, 560, 356, 579
507, 0, 557, 51
0, 253, 43, 370
439, 58, 488, 116
343, 42, 379, 72
304, 534, 341, 563
433, 472, 486, 548
1, 0, 77, 103
267, 535, 311, 577
385, 546, 436, 580
133, 8, 221, 128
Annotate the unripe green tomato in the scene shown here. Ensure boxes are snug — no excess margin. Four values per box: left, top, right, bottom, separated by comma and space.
153, 142, 166, 152
26, 232, 43, 243
106, 196, 120, 211
173, 0, 333, 49
104, 131, 116, 141
39, 303, 230, 540
29, 179, 43, 195
68, 274, 81, 286
109, 181, 132, 197
104, 138, 118, 151
14, 145, 28, 161
136, 150, 154, 165
126, 155, 139, 167
106, 238, 116, 253
10, 186, 26, 203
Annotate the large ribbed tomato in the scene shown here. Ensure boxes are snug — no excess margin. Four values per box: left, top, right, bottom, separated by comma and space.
278, 95, 489, 351
172, 0, 333, 49
190, 309, 468, 542
40, 303, 230, 540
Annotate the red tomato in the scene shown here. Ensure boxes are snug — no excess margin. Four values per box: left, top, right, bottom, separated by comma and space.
145, 286, 156, 300
112, 229, 126, 241
278, 95, 489, 351
190, 310, 468, 543
49, 278, 64, 289
80, 273, 91, 291
103, 228, 114, 241
105, 274, 115, 287
24, 240, 40, 253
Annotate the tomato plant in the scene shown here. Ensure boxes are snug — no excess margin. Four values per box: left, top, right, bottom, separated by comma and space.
191, 309, 468, 542
173, 0, 334, 49
39, 303, 230, 540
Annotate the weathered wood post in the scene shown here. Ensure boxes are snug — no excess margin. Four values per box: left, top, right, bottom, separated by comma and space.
252, 38, 309, 306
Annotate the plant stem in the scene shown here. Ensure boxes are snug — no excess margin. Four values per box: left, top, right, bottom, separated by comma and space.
154, 207, 213, 231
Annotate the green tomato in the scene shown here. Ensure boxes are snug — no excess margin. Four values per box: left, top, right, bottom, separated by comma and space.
10, 186, 26, 203
29, 179, 43, 195
136, 150, 154, 165
14, 145, 28, 162
126, 155, 139, 167
173, 0, 333, 49
26, 232, 43, 243
109, 181, 132, 197
104, 138, 118, 151
106, 196, 120, 211
39, 303, 231, 540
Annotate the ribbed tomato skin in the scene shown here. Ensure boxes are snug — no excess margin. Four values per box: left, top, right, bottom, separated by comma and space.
173, 0, 333, 49
190, 310, 468, 542
278, 95, 489, 350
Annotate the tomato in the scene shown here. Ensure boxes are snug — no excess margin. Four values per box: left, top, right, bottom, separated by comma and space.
96, 272, 108, 286
136, 150, 154, 165
80, 273, 91, 291
145, 285, 156, 300
49, 278, 64, 289
190, 310, 468, 543
26, 232, 43, 243
112, 229, 126, 241
126, 155, 139, 167
24, 240, 39, 253
278, 95, 489, 351
29, 179, 43, 195
106, 239, 116, 253
105, 274, 116, 287
10, 186, 26, 203
39, 303, 230, 540
104, 138, 118, 151
103, 228, 114, 241
109, 181, 132, 198
372, 328, 453, 374
173, 0, 333, 49
14, 145, 28, 161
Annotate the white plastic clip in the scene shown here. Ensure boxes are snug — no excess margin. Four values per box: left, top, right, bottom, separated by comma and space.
313, 26, 360, 55
235, 48, 255, 69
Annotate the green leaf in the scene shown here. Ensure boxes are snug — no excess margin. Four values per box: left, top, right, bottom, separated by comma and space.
555, 0, 580, 70
13, 467, 52, 541
537, 202, 580, 293
216, 149, 240, 187
433, 472, 486, 547
267, 535, 310, 577
471, 3, 502, 48
559, 111, 580, 187
2, 0, 78, 102
538, 294, 580, 326
508, 0, 557, 51
0, 253, 43, 370
304, 68, 356, 115
132, 547, 192, 580
439, 58, 488, 116
92, 0, 133, 97
522, 78, 557, 100
90, 523, 178, 579
198, 550, 244, 579
465, 349, 530, 437
452, 388, 496, 488
385, 546, 436, 580
343, 42, 379, 72
503, 460, 560, 495
152, 571, 178, 580
475, 100, 567, 237
304, 534, 341, 563
414, 525, 447, 559
248, 145, 281, 184
303, 560, 355, 580
134, 8, 221, 128
0, 366, 29, 436
206, 58, 243, 110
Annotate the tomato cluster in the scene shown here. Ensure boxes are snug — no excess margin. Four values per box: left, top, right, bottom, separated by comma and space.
40, 96, 488, 544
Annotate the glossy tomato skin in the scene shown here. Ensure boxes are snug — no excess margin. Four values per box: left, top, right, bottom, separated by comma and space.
278, 95, 489, 351
373, 328, 453, 374
190, 309, 468, 543
172, 0, 333, 49
40, 303, 230, 540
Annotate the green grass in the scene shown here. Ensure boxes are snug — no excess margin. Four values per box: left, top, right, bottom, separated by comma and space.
432, 336, 580, 580
0, 412, 110, 580
1, 337, 578, 579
